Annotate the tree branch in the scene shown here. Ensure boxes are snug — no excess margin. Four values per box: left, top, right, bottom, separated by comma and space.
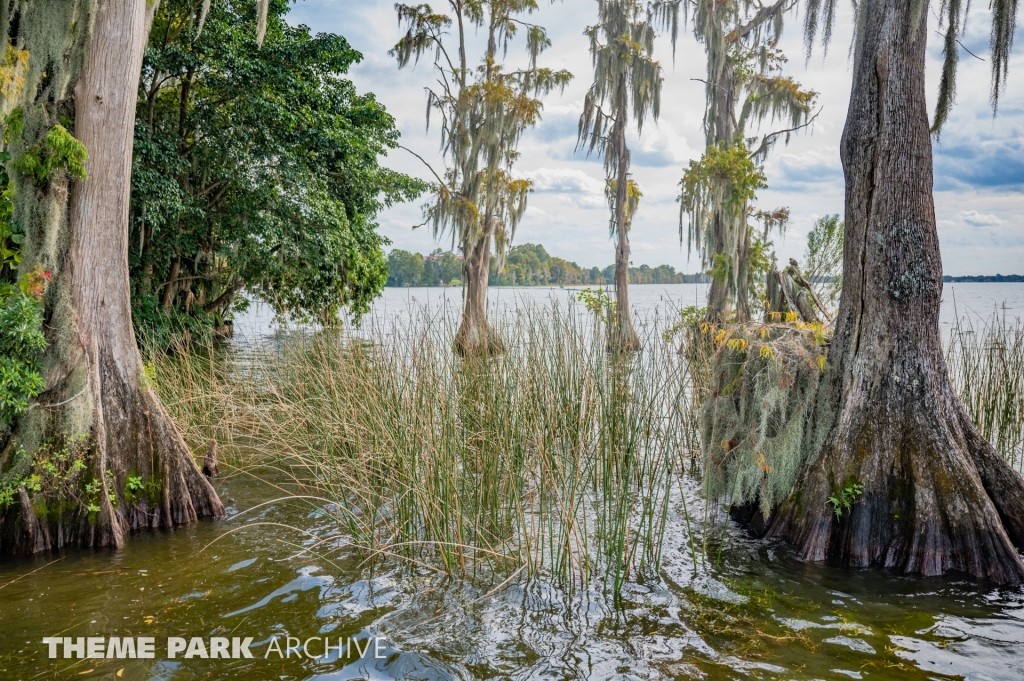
399, 144, 446, 186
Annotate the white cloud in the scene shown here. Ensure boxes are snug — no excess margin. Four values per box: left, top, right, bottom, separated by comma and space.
521, 167, 604, 194
772, 148, 843, 186
629, 121, 698, 168
520, 168, 606, 208
958, 210, 1004, 227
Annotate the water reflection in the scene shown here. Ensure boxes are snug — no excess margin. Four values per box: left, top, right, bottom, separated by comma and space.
1, 465, 1022, 680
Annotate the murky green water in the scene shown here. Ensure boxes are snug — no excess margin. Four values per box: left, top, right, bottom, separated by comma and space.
2, 464, 1022, 680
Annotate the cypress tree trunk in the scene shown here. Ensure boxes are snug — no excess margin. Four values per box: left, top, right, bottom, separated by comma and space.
4, 0, 223, 552
610, 115, 640, 352
733, 217, 751, 323
704, 53, 737, 324
766, 1, 1024, 582
454, 221, 502, 356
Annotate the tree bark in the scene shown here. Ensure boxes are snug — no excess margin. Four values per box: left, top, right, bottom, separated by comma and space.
706, 259, 730, 323
161, 250, 181, 310
704, 55, 738, 324
4, 0, 223, 552
764, 2, 1024, 582
609, 115, 640, 352
138, 223, 153, 296
454, 220, 503, 356
734, 217, 751, 323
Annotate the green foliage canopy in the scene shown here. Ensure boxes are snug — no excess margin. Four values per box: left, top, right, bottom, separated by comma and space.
131, 0, 424, 340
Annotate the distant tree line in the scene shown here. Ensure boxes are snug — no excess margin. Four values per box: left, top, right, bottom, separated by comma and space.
386, 249, 464, 287
943, 275, 1024, 282
387, 243, 707, 287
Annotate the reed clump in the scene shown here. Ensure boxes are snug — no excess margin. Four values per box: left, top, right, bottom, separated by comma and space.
150, 302, 1024, 591
151, 302, 703, 592
947, 312, 1024, 471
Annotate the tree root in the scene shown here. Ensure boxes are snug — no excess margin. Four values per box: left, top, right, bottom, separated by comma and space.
763, 405, 1024, 584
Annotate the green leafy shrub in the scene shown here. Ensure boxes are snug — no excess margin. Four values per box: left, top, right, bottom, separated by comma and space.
11, 121, 88, 186
576, 287, 616, 323
0, 151, 20, 281
0, 267, 49, 431
130, 0, 424, 343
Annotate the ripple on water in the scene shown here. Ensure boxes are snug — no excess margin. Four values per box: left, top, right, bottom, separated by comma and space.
2, 466, 1024, 679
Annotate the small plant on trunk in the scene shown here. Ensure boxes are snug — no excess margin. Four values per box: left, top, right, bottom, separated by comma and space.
826, 480, 864, 519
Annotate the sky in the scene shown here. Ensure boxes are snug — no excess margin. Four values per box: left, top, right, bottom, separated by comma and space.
289, 1, 1024, 276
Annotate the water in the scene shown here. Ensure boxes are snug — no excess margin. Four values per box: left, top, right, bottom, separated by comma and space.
236, 282, 1024, 344
3, 283, 1024, 680
2, 469, 1023, 680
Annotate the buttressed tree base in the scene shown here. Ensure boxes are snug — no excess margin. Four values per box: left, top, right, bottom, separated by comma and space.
756, 0, 1024, 583
0, 0, 222, 554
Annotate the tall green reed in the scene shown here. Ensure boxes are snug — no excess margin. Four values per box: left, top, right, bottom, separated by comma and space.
152, 301, 702, 594
947, 310, 1024, 471
151, 301, 1024, 593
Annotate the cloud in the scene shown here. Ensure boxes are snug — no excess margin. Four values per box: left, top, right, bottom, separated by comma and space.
522, 167, 604, 193
936, 200, 1024, 252
531, 106, 583, 145
628, 122, 697, 168
771, 149, 843, 187
520, 167, 606, 208
958, 210, 1004, 226
934, 135, 1024, 191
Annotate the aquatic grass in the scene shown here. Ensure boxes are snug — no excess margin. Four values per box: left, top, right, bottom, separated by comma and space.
152, 301, 705, 594
150, 301, 1024, 595
946, 311, 1024, 472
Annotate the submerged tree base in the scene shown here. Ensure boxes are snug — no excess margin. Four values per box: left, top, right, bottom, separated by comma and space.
607, 324, 642, 354
453, 322, 506, 357
763, 383, 1024, 584
1, 377, 225, 555
704, 317, 1024, 584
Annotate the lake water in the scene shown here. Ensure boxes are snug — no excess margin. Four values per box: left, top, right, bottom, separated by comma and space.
235, 282, 1024, 343
2, 467, 1023, 680
2, 283, 1023, 680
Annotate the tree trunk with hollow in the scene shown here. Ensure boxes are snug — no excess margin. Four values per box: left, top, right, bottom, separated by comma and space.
3, 0, 223, 553
764, 1, 1024, 582
454, 220, 503, 357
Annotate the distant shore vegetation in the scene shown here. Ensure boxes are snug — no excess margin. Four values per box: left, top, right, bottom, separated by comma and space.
943, 275, 1024, 283
386, 243, 709, 287
385, 244, 1023, 289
